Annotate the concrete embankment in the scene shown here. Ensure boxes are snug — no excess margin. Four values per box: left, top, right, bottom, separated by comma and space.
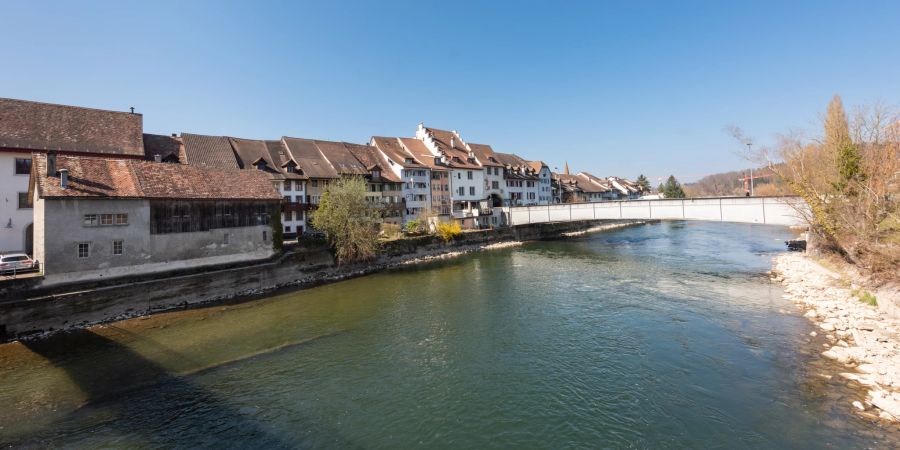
772, 253, 900, 422
0, 219, 647, 342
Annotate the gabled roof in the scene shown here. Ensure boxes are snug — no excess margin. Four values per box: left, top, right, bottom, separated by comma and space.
423, 127, 480, 169
527, 160, 548, 173
265, 140, 306, 180
467, 143, 503, 167
576, 172, 613, 193
142, 133, 182, 162
494, 152, 539, 180
31, 153, 280, 201
371, 136, 424, 168
229, 137, 294, 180
281, 137, 339, 178
345, 143, 402, 182
180, 133, 240, 170
399, 138, 447, 171
313, 140, 368, 176
0, 98, 144, 156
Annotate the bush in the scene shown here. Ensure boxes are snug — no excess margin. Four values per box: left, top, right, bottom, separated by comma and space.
380, 223, 402, 240
435, 221, 462, 243
310, 176, 381, 264
404, 219, 424, 235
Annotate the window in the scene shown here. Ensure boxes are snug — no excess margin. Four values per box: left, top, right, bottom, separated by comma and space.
285, 225, 291, 232
312, 180, 318, 187
457, 172, 461, 179
100, 214, 114, 225
14, 158, 32, 175
469, 187, 475, 196
458, 187, 465, 196
83, 214, 98, 226
284, 195, 291, 203
372, 170, 380, 178
115, 214, 128, 225
491, 181, 499, 189
17, 192, 32, 209
284, 181, 291, 191
112, 240, 124, 255
467, 171, 473, 180
77, 242, 90, 259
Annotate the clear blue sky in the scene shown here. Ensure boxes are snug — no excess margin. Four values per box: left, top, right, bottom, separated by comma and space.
2, 1, 898, 182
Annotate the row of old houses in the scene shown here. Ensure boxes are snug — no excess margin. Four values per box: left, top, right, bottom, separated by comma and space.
1, 97, 647, 284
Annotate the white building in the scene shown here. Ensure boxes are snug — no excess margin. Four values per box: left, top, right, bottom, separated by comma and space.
416, 124, 487, 228
0, 151, 33, 254
371, 137, 432, 223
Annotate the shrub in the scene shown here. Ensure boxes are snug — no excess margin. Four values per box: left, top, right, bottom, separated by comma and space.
380, 223, 402, 240
404, 219, 424, 235
859, 291, 878, 307
310, 176, 381, 264
435, 221, 462, 243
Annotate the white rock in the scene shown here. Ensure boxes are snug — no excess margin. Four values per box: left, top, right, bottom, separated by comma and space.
821, 323, 836, 332
853, 401, 865, 411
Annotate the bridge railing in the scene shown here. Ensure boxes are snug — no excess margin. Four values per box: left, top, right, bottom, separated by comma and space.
506, 196, 807, 227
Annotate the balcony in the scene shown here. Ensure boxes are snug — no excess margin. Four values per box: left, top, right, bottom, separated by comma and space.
282, 202, 317, 212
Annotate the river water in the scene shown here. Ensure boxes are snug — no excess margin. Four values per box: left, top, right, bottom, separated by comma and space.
1, 221, 898, 449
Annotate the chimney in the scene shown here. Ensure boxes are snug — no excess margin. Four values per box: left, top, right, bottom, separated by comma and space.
130, 107, 135, 114
59, 169, 69, 189
47, 151, 57, 176
154, 154, 162, 162
171, 133, 177, 137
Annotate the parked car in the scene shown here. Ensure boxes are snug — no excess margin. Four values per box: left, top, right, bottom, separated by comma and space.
0, 253, 37, 274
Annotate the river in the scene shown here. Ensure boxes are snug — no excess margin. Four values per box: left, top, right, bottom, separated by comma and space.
1, 221, 898, 448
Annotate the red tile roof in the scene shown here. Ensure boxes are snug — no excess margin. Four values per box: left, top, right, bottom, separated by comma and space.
281, 137, 339, 179
423, 127, 481, 169
181, 133, 240, 170
371, 136, 424, 168
0, 97, 144, 156
142, 133, 182, 162
398, 138, 447, 171
467, 143, 503, 167
313, 140, 368, 176
345, 143, 402, 182
32, 153, 280, 201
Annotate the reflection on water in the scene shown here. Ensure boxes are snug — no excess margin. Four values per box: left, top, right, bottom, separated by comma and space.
1, 221, 898, 448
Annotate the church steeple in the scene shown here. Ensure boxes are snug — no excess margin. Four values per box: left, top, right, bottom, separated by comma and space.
564, 161, 570, 175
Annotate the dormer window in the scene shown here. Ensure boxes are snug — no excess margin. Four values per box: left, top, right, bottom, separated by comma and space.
372, 169, 381, 178
405, 157, 414, 164
286, 165, 296, 173
254, 161, 267, 170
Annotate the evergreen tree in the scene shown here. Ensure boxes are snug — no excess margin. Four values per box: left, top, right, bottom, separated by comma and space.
825, 95, 865, 193
662, 175, 686, 198
636, 174, 651, 193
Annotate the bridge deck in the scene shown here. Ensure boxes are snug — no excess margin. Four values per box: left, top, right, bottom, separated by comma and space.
505, 196, 806, 227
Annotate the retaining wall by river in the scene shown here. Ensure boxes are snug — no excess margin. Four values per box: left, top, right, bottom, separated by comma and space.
0, 219, 644, 341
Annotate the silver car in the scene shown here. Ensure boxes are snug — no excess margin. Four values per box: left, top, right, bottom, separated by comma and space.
0, 253, 36, 274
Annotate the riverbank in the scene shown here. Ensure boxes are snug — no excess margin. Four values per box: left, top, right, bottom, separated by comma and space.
1, 219, 648, 342
772, 253, 900, 422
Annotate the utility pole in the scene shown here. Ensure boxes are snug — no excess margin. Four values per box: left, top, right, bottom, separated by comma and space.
746, 142, 754, 196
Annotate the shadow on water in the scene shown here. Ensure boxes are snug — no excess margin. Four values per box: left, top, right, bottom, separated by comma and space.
10, 329, 350, 449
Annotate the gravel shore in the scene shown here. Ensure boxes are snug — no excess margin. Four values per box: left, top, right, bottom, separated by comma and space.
772, 253, 900, 422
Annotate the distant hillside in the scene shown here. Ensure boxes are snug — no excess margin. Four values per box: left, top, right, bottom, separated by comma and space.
683, 165, 792, 197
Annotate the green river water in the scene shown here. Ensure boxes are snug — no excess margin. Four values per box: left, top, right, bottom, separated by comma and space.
1, 221, 898, 449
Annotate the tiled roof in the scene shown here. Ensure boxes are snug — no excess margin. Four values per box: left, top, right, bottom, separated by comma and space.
399, 138, 447, 171
371, 136, 424, 168
424, 127, 480, 169
345, 143, 402, 182
181, 133, 240, 170
33, 153, 280, 200
576, 172, 612, 193
527, 160, 548, 173
0, 97, 144, 156
142, 133, 182, 162
467, 143, 503, 167
313, 140, 368, 176
494, 152, 539, 180
264, 140, 307, 180
281, 137, 339, 179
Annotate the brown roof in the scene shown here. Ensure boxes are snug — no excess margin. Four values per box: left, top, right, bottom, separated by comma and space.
527, 160, 548, 173
345, 143, 402, 182
281, 137, 339, 179
467, 143, 503, 167
423, 127, 480, 169
32, 153, 280, 201
181, 133, 240, 170
0, 98, 144, 156
576, 172, 612, 193
371, 136, 424, 168
399, 138, 447, 171
264, 140, 307, 180
494, 152, 539, 180
313, 140, 368, 176
142, 133, 182, 162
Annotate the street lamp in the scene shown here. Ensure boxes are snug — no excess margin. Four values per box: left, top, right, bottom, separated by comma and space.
746, 142, 754, 196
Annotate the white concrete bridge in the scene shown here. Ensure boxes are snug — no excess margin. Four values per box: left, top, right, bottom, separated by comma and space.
505, 196, 806, 227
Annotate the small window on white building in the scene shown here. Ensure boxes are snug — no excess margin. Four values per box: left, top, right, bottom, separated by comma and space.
77, 242, 90, 259
14, 158, 32, 175
112, 240, 124, 255
115, 214, 128, 225
285, 226, 291, 233
17, 192, 32, 209
284, 181, 292, 191
469, 187, 475, 196
467, 171, 473, 180
83, 214, 99, 226
100, 214, 114, 226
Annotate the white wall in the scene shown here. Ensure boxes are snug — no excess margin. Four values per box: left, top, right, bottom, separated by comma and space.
0, 151, 33, 253
449, 168, 485, 202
